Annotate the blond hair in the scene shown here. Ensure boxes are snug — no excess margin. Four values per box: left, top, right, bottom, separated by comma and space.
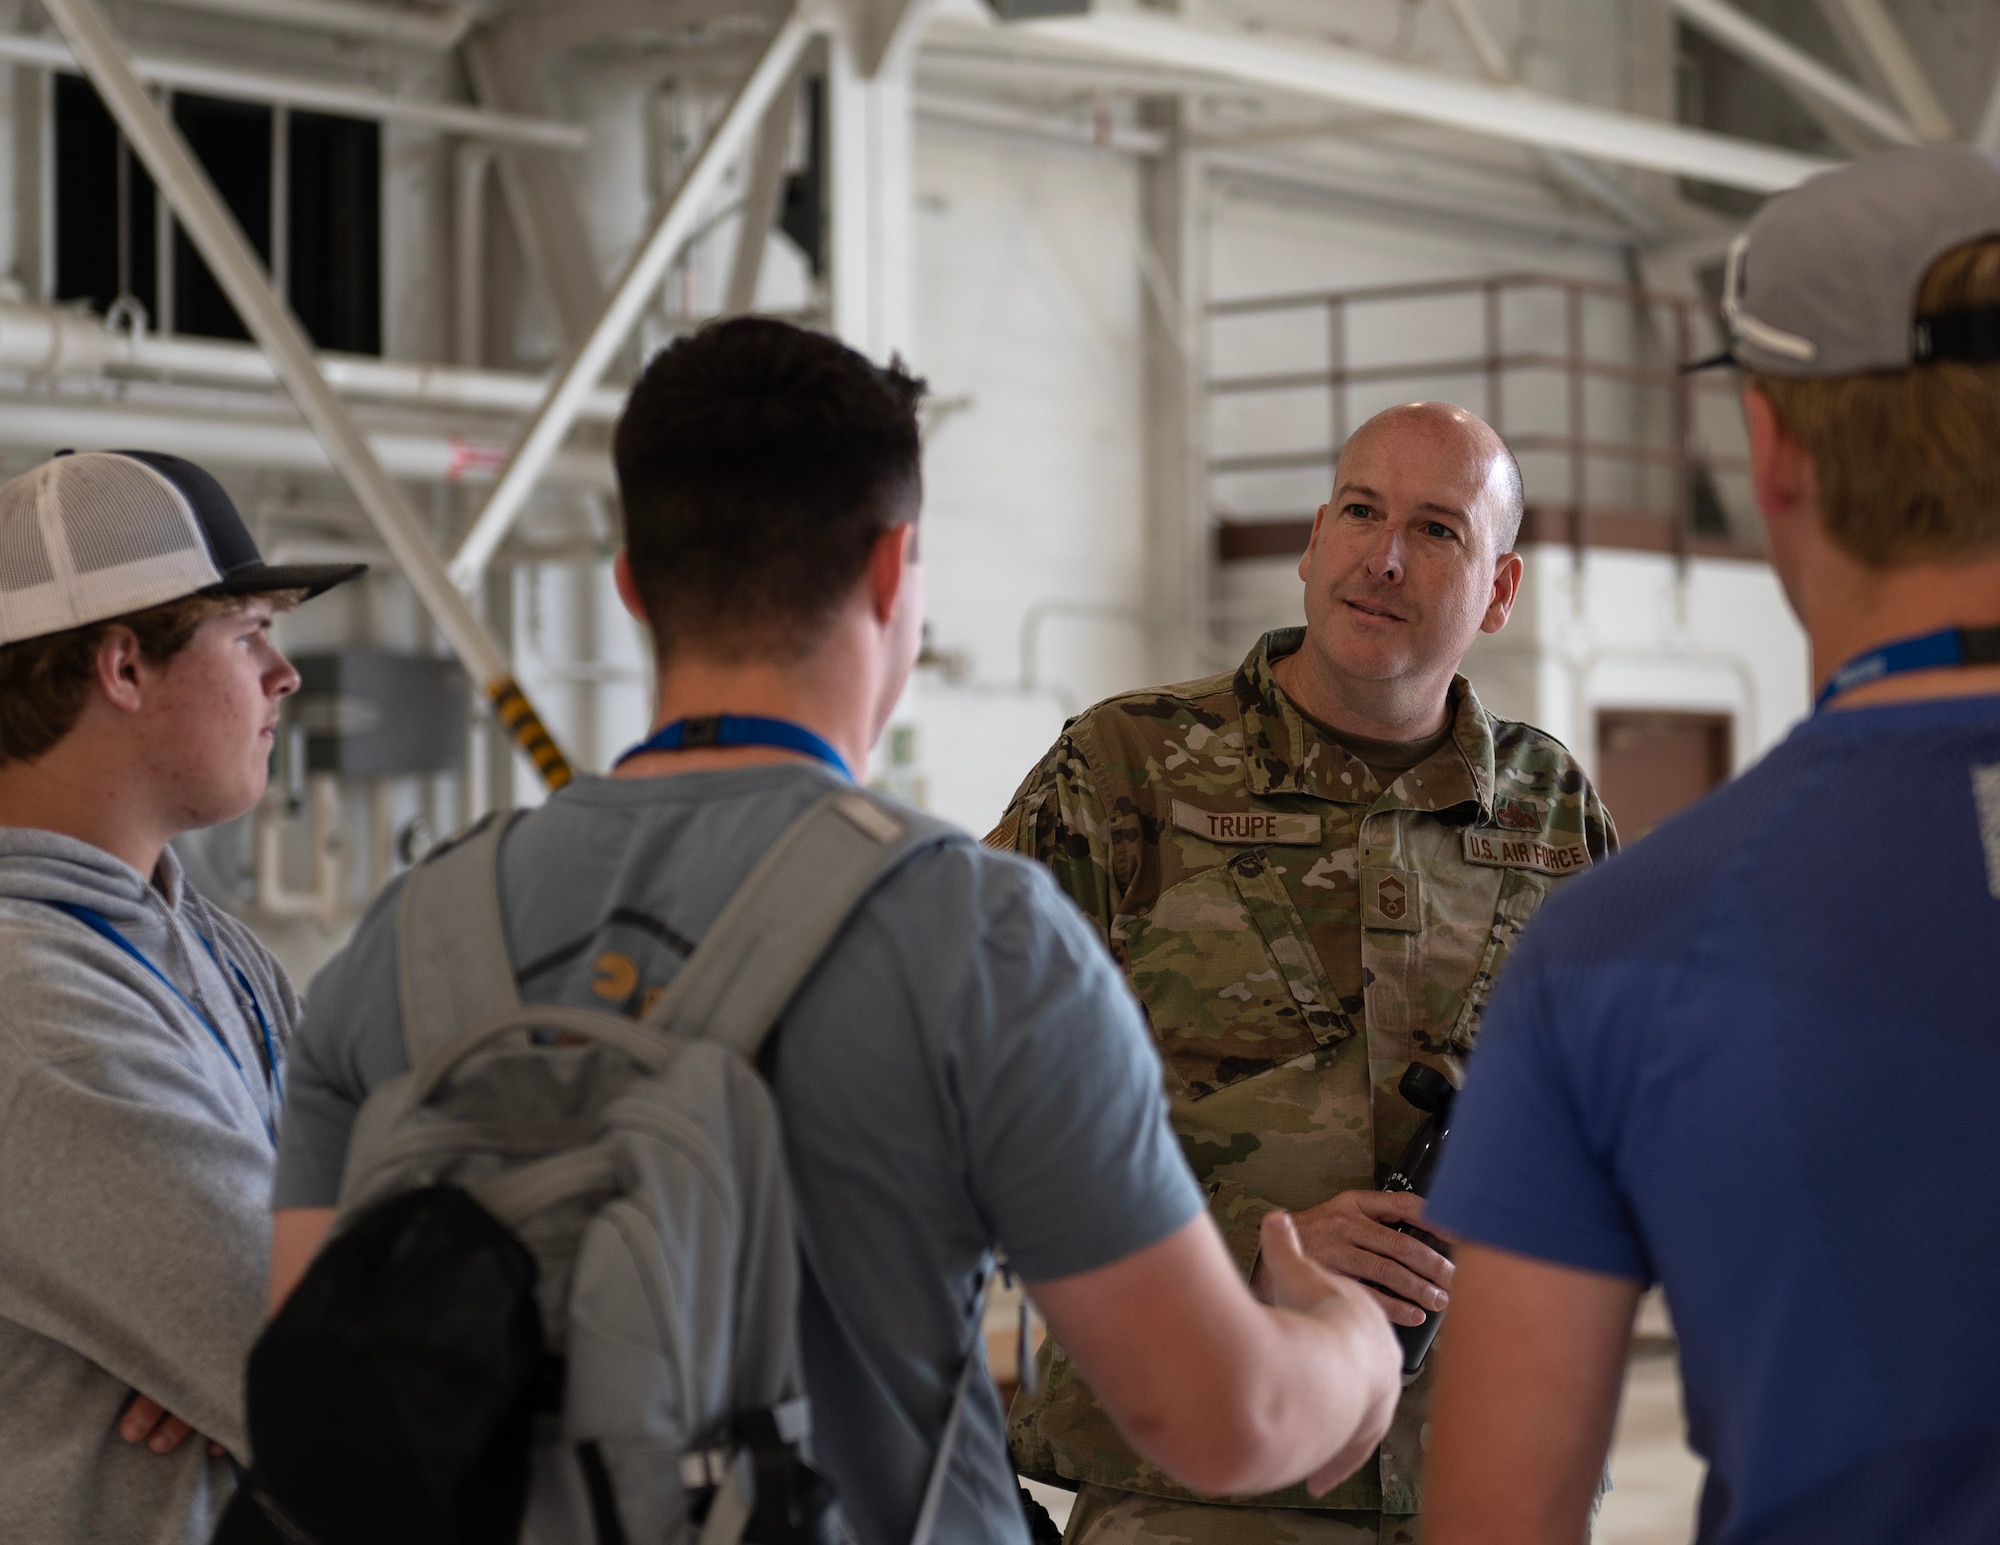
1749, 237, 2000, 567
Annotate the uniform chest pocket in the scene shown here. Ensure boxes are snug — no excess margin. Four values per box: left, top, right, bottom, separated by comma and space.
1436, 866, 1551, 1054
1120, 851, 1355, 1100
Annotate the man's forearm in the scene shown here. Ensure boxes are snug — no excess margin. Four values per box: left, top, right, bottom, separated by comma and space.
1423, 1243, 1640, 1545
1036, 1212, 1400, 1500
1222, 1277, 1402, 1495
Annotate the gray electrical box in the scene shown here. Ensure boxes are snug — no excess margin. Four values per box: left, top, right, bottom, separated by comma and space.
987, 0, 1088, 17
291, 650, 469, 777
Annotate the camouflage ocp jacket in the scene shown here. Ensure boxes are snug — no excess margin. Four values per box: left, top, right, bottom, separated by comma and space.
991, 628, 1616, 1515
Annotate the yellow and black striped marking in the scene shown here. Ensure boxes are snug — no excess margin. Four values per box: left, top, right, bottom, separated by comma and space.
487, 676, 574, 790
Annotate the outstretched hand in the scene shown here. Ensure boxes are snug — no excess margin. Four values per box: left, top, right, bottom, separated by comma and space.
1257, 1210, 1402, 1493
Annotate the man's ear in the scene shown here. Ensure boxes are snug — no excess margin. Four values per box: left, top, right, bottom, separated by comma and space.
1297, 503, 1329, 583
1744, 387, 1817, 526
866, 521, 919, 626
1481, 550, 1525, 635
612, 548, 650, 626
94, 625, 146, 713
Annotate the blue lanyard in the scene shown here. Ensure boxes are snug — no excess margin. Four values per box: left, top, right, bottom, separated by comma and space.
614, 714, 852, 780
1816, 625, 2000, 710
42, 900, 279, 1145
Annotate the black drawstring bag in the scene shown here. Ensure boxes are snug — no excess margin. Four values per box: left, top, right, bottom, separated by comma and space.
213, 1185, 546, 1545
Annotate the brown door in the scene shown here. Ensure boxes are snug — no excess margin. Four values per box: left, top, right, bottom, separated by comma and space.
1595, 710, 1732, 842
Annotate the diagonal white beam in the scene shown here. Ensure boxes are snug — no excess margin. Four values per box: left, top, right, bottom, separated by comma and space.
1670, 0, 1919, 148
37, 0, 577, 788
724, 68, 801, 314
1979, 63, 2000, 155
448, 3, 824, 593
1023, 10, 1838, 193
1822, 0, 1952, 140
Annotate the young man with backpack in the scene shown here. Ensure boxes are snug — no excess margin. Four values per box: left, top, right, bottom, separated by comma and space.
261, 318, 1402, 1545
0, 449, 361, 1545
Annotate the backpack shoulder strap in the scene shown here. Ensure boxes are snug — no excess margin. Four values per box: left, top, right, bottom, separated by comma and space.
640, 787, 955, 1058
395, 810, 526, 1066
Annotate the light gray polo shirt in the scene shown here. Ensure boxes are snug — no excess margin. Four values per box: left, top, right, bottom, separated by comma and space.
275, 763, 1203, 1545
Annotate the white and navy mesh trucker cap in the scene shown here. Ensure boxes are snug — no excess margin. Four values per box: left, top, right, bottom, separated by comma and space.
1699, 146, 2000, 377
0, 449, 363, 647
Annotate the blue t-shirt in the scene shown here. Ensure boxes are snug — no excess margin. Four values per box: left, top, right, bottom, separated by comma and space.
1427, 694, 2000, 1545
274, 764, 1203, 1545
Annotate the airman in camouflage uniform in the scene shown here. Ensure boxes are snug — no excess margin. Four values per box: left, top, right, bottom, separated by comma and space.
991, 403, 1615, 1544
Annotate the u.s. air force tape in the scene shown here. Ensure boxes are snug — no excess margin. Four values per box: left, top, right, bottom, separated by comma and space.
1461, 828, 1590, 876
1171, 800, 1322, 845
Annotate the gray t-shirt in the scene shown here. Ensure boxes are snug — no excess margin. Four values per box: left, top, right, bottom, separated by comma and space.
274, 763, 1202, 1545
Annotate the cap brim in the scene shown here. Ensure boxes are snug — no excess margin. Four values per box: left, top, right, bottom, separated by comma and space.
211, 562, 367, 601
1679, 351, 1739, 375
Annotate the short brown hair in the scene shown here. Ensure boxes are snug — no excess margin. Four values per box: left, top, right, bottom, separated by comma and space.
0, 590, 295, 766
614, 317, 925, 664
1749, 238, 2000, 567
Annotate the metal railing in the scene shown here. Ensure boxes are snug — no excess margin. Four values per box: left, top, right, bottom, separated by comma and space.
1205, 270, 1758, 566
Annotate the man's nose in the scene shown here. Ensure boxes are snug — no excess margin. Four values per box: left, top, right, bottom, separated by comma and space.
1365, 523, 1406, 581
269, 652, 302, 699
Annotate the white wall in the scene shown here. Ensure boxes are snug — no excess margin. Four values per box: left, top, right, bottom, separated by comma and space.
1465, 544, 1809, 776
889, 121, 1154, 834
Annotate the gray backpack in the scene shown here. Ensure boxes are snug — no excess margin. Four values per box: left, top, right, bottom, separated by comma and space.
330, 787, 972, 1545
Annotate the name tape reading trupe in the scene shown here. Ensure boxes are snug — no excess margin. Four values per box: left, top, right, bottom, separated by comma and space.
1172, 800, 1322, 846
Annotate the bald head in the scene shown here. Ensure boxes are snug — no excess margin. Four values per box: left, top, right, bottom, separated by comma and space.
1336, 402, 1523, 554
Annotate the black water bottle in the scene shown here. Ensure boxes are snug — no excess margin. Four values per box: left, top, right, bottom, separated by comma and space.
1379, 1061, 1457, 1376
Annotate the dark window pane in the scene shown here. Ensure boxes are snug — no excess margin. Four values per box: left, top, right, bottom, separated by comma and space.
287, 111, 380, 355
53, 74, 157, 325
171, 93, 272, 342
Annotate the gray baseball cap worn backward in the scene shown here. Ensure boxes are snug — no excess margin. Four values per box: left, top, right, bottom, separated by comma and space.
1703, 146, 2000, 378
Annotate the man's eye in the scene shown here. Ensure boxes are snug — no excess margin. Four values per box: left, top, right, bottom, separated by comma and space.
1344, 503, 1375, 519
1424, 522, 1460, 541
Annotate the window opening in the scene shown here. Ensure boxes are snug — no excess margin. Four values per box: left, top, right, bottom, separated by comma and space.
171, 93, 273, 343
53, 75, 381, 355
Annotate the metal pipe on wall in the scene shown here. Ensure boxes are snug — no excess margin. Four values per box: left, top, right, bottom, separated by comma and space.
39, 0, 576, 789
0, 31, 585, 150
142, 0, 473, 52
0, 398, 614, 486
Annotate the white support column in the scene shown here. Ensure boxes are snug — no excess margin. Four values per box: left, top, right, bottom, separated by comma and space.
1139, 98, 1213, 684
827, 0, 927, 361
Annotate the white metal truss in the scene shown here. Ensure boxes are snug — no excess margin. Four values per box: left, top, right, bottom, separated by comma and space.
0, 29, 585, 149
1440, 0, 1660, 239
448, 3, 827, 592
1818, 0, 1953, 141
38, 0, 578, 787
1670, 0, 1919, 148
1017, 9, 1837, 194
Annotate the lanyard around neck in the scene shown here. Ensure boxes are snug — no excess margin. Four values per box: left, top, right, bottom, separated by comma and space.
41, 900, 279, 1146
1815, 625, 2000, 711
614, 714, 852, 780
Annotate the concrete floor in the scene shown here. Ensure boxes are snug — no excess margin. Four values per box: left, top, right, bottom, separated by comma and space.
1598, 1344, 1706, 1545
1018, 1338, 1707, 1543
